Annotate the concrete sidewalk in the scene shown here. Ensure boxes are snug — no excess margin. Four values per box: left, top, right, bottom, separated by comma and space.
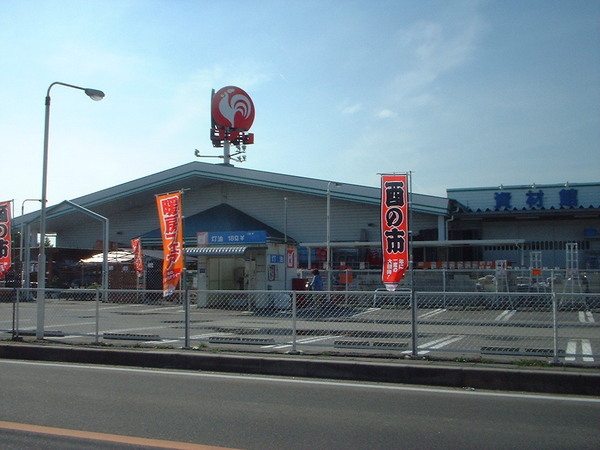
1, 342, 598, 396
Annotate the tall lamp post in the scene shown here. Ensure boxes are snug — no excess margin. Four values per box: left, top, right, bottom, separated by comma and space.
37, 82, 104, 339
326, 181, 341, 291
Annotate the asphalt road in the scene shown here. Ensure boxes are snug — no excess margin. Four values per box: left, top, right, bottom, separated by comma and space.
1, 360, 599, 449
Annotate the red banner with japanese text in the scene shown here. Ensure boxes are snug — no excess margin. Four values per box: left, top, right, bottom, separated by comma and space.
156, 192, 183, 296
0, 201, 11, 278
381, 174, 409, 291
131, 237, 144, 277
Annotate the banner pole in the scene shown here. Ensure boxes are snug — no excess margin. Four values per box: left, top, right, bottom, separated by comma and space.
181, 189, 190, 349
408, 172, 419, 356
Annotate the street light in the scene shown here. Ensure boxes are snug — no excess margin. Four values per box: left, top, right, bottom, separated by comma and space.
37, 82, 105, 339
326, 181, 341, 291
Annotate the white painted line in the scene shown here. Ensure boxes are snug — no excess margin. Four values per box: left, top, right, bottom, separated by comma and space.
581, 339, 594, 362
264, 335, 342, 349
189, 333, 233, 339
402, 335, 464, 355
136, 306, 182, 313
351, 307, 381, 318
144, 339, 180, 344
144, 332, 234, 345
565, 340, 577, 361
103, 326, 167, 334
45, 335, 89, 341
427, 335, 465, 350
44, 321, 96, 328
418, 308, 446, 319
495, 310, 516, 321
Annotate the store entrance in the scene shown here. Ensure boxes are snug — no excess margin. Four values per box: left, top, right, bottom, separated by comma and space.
207, 257, 256, 290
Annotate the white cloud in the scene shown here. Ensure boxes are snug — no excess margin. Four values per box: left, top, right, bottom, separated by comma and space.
376, 109, 397, 119
341, 103, 362, 115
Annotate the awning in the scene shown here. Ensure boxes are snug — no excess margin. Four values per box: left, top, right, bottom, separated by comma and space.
184, 246, 265, 257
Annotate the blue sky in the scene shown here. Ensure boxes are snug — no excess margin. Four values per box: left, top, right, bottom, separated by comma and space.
1, 0, 599, 215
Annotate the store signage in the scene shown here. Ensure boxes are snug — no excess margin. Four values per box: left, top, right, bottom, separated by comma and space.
156, 192, 183, 296
200, 230, 267, 245
211, 86, 255, 131
381, 174, 409, 292
286, 249, 296, 268
270, 255, 284, 264
0, 201, 11, 278
493, 187, 579, 210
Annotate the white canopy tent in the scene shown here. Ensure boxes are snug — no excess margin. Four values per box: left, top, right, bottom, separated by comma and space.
79, 250, 136, 265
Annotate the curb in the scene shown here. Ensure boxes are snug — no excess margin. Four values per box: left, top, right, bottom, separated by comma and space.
1, 343, 598, 396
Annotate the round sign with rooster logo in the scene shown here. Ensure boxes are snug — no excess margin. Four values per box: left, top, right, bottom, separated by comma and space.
211, 86, 255, 131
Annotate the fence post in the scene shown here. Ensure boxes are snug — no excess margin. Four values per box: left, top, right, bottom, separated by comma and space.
289, 291, 299, 355
442, 269, 447, 307
552, 292, 559, 365
411, 290, 418, 356
12, 288, 21, 341
94, 288, 100, 344
183, 284, 191, 349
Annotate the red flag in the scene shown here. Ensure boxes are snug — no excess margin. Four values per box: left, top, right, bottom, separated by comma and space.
0, 201, 11, 278
381, 175, 409, 291
131, 237, 143, 277
156, 192, 183, 296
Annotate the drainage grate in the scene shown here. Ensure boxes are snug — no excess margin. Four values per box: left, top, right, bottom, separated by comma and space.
524, 348, 563, 356
103, 333, 160, 341
334, 340, 408, 349
481, 346, 520, 354
208, 336, 275, 345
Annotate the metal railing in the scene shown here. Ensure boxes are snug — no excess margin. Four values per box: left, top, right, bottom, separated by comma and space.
1, 287, 598, 366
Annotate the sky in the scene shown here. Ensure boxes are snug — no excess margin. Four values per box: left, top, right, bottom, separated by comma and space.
1, 0, 599, 216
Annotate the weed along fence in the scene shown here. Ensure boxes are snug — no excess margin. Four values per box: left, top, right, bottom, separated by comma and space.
1, 286, 598, 366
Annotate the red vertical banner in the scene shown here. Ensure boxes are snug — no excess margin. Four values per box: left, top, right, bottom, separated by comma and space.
131, 237, 144, 277
381, 174, 409, 291
0, 201, 11, 278
156, 192, 183, 297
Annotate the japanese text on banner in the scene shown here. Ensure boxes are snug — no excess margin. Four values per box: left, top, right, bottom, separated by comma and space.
381, 175, 409, 291
156, 193, 183, 296
0, 201, 11, 278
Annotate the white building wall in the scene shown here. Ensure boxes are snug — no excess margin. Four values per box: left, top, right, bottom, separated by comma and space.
57, 180, 444, 249
57, 178, 446, 248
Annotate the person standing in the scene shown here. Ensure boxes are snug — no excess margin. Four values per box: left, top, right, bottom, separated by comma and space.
309, 269, 324, 291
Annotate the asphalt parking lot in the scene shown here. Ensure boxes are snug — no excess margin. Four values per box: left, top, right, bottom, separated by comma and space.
2, 299, 598, 366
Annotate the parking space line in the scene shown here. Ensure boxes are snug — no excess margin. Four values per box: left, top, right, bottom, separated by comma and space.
565, 339, 595, 363
495, 310, 516, 321
351, 307, 381, 317
565, 340, 577, 361
263, 335, 342, 349
582, 339, 594, 362
579, 311, 594, 323
418, 308, 446, 319
402, 335, 464, 355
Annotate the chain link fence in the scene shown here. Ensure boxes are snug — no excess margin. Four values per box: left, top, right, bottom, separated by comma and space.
296, 268, 600, 293
1, 286, 598, 365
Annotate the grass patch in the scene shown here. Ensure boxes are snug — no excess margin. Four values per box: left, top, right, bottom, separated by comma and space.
513, 359, 552, 367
